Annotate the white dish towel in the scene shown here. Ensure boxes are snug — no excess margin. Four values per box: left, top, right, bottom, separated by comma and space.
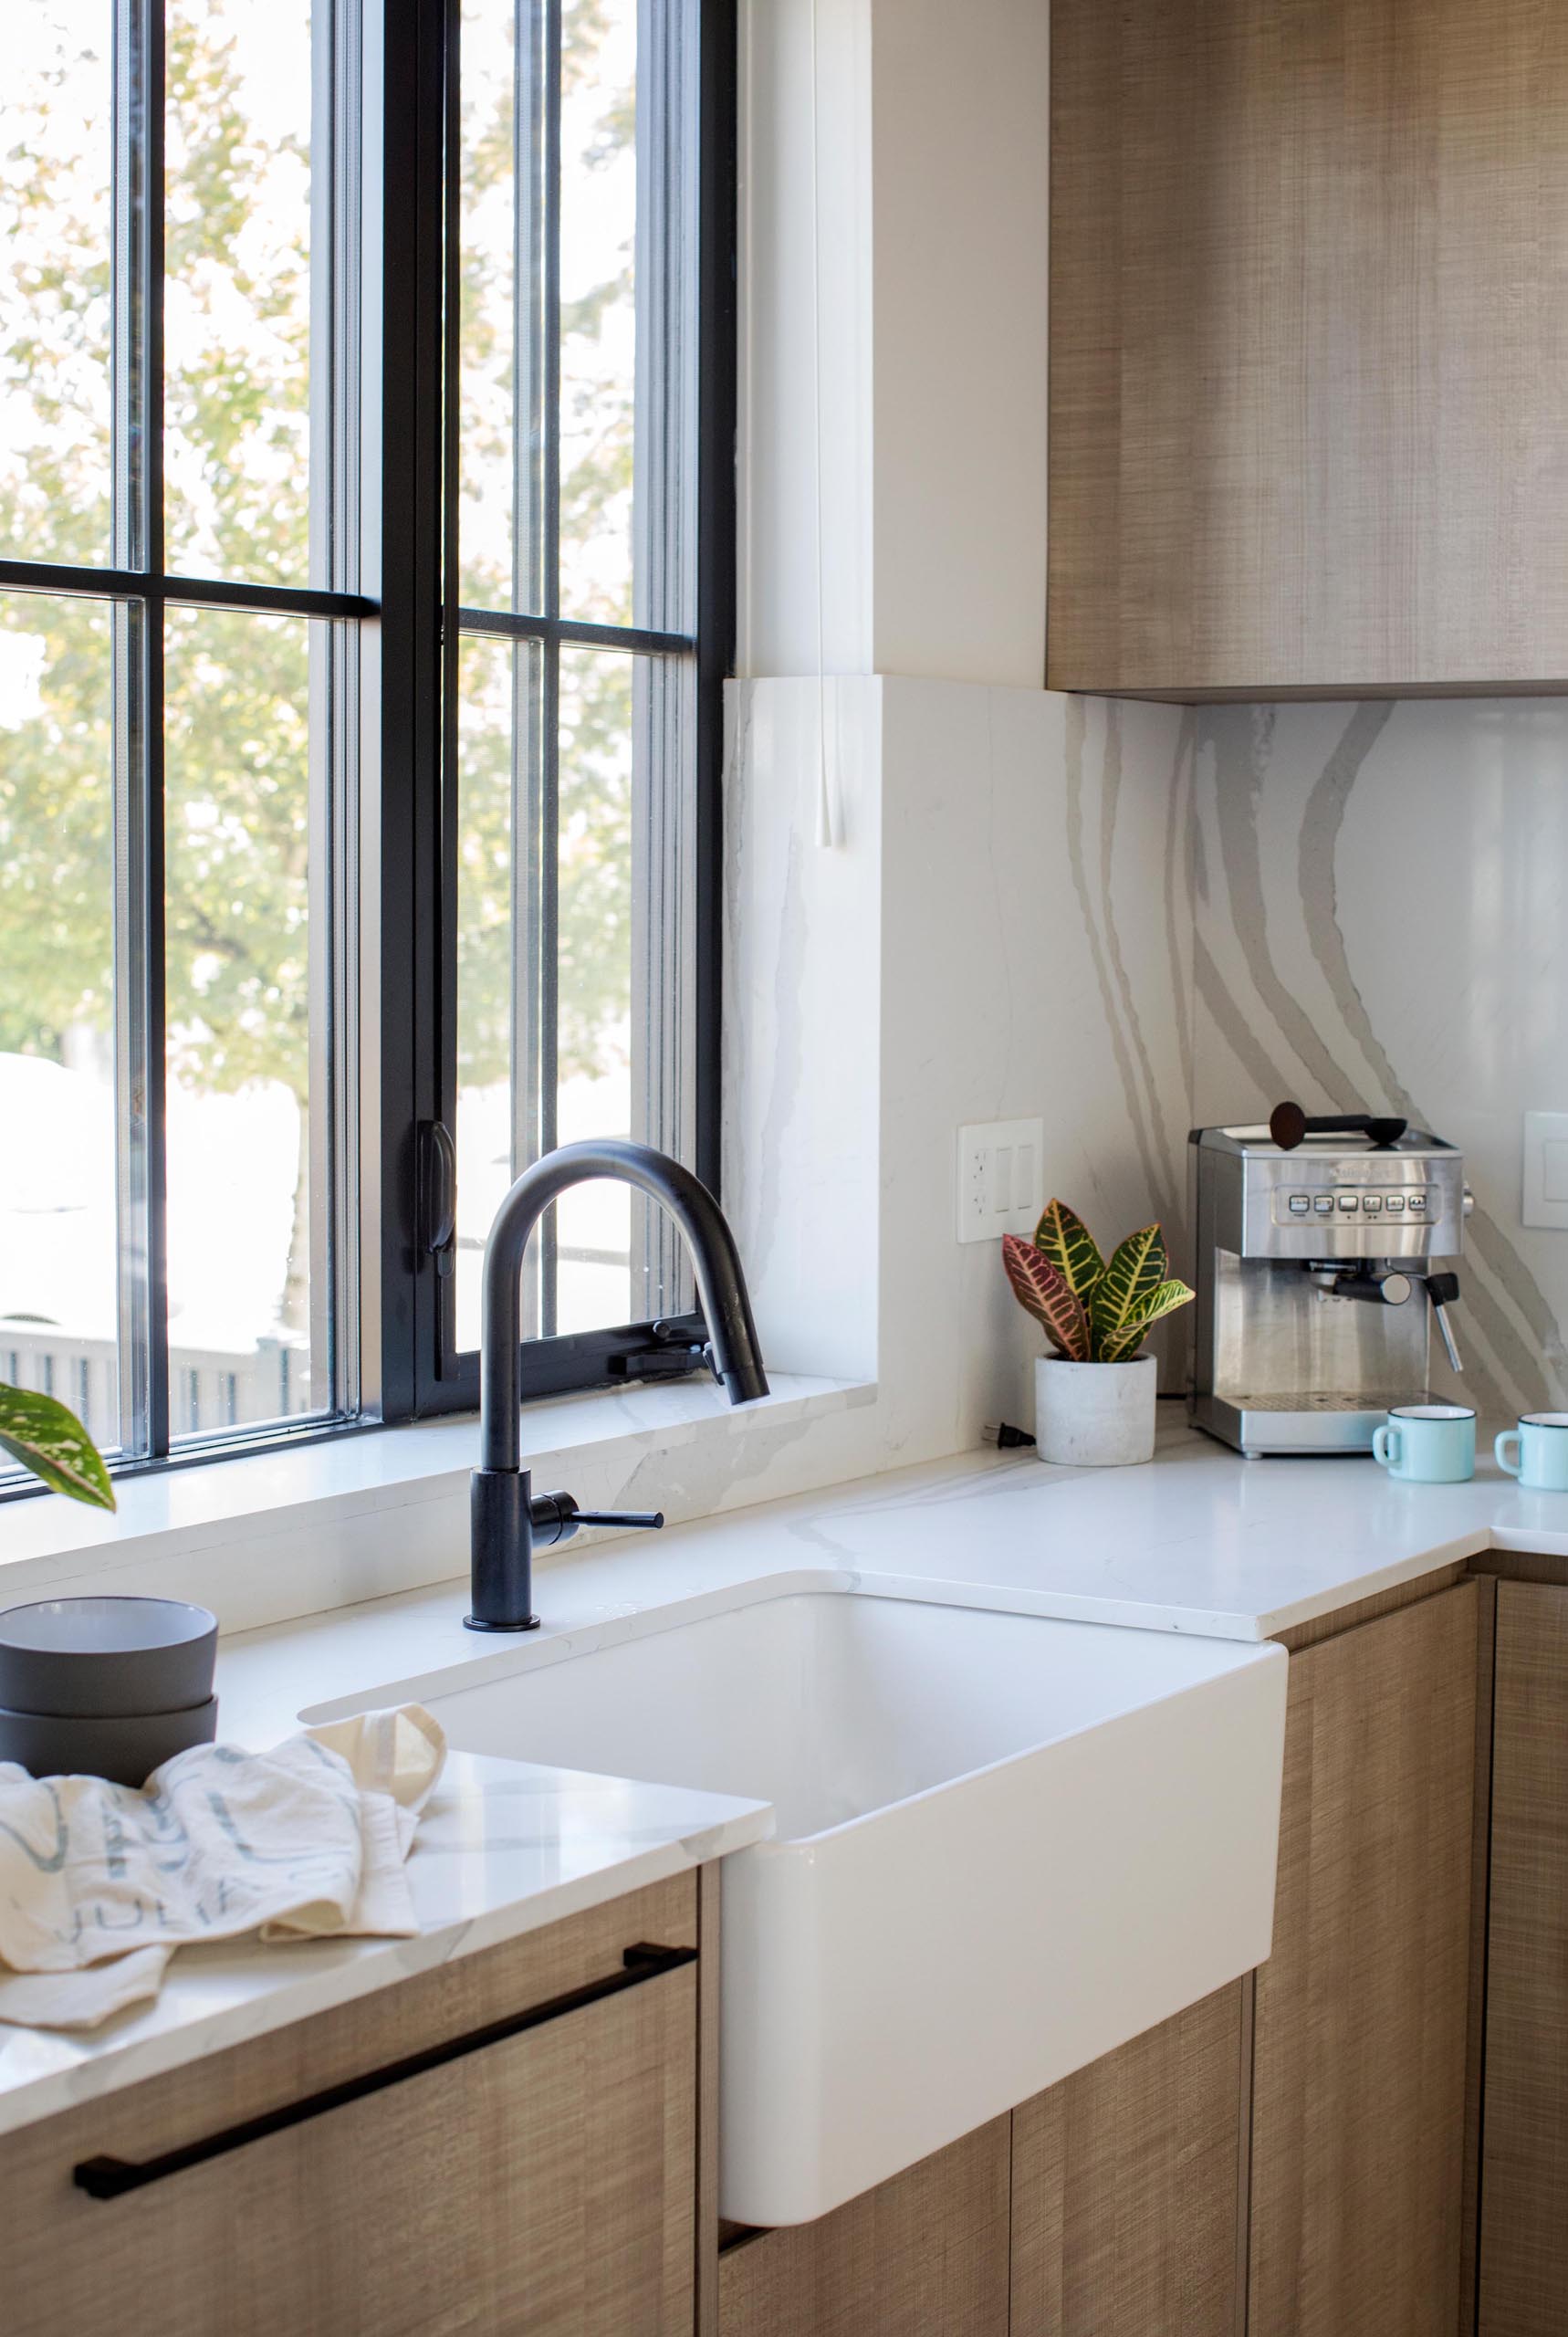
0, 1703, 445, 2032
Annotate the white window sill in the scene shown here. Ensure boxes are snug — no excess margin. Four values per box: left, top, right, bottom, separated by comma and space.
0, 1375, 875, 1623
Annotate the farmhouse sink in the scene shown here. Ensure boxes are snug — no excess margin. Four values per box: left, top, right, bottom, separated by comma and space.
315, 1583, 1287, 2224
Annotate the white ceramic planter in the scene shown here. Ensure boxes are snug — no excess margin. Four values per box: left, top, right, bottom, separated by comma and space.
1035, 1352, 1157, 1466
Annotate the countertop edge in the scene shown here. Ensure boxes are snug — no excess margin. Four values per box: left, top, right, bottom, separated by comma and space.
0, 1797, 773, 2141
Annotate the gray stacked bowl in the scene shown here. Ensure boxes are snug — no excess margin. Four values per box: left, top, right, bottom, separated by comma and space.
0, 1597, 219, 1787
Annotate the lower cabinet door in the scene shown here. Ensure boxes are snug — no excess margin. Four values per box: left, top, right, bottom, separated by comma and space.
1010, 1983, 1244, 2337
1248, 1584, 1478, 2337
717, 2118, 1012, 2337
1479, 1579, 1568, 2337
10, 1958, 696, 2337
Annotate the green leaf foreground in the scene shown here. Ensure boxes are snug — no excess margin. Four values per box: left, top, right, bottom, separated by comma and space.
1096, 1275, 1197, 1363
1006, 1202, 1196, 1363
1088, 1222, 1169, 1350
1032, 1199, 1106, 1299
0, 1385, 116, 1510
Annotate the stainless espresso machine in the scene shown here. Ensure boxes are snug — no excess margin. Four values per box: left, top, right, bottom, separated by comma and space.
1188, 1106, 1471, 1457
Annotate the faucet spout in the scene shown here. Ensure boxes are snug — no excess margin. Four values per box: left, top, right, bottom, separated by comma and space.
468, 1139, 768, 1630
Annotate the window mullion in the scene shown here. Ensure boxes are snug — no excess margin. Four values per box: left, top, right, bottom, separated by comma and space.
507, 0, 562, 1336
110, 0, 169, 1461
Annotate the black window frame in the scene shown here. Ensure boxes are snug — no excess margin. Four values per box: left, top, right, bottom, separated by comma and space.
0, 0, 736, 1493
372, 0, 735, 1425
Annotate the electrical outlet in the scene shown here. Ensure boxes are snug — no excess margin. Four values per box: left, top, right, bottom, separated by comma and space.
956, 1119, 1045, 1244
1523, 1111, 1568, 1229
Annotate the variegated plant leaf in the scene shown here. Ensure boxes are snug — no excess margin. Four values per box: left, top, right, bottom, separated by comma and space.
1097, 1277, 1197, 1363
1087, 1222, 1169, 1355
0, 1383, 116, 1510
1002, 1234, 1091, 1360
1032, 1199, 1106, 1300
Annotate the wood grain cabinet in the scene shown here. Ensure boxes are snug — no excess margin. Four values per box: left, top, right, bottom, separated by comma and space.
1248, 1584, 1479, 2337
1010, 1983, 1245, 2337
1, 1876, 701, 2337
717, 2118, 1012, 2337
1479, 1580, 1568, 2337
1049, 0, 1568, 697
718, 1987, 1245, 2337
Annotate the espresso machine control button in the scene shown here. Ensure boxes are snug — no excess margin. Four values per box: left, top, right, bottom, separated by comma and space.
1312, 1195, 1334, 1215
1385, 1194, 1406, 1214
1336, 1192, 1359, 1212
1288, 1193, 1311, 1214
1407, 1191, 1428, 1214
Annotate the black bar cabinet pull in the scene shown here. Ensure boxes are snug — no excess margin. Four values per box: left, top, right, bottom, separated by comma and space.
72, 1943, 696, 2200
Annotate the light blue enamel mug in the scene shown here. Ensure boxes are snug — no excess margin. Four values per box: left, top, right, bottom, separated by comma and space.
1372, 1403, 1477, 1483
1495, 1412, 1568, 1491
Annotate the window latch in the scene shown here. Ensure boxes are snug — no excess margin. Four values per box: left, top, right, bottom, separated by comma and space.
606, 1318, 719, 1386
418, 1122, 457, 1278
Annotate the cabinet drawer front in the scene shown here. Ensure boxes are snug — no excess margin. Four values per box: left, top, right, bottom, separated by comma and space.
7, 1961, 697, 2337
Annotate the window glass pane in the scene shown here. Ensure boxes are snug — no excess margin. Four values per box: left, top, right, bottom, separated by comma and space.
559, 0, 637, 626
0, 2, 114, 568
163, 0, 315, 585
163, 604, 330, 1434
0, 592, 120, 1452
459, 0, 543, 613
454, 630, 538, 1351
554, 641, 634, 1329
455, 635, 690, 1353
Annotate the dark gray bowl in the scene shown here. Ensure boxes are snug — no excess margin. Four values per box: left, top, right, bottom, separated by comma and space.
0, 1597, 217, 1717
0, 1696, 219, 1788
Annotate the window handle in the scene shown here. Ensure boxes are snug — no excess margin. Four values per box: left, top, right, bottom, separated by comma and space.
419, 1122, 457, 1277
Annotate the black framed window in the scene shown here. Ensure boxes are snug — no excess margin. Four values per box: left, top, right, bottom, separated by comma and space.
0, 0, 732, 1485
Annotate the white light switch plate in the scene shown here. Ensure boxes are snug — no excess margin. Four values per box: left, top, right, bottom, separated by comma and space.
957, 1118, 1045, 1244
1523, 1112, 1568, 1229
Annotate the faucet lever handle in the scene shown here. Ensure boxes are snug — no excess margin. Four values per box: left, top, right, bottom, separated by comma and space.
570, 1509, 666, 1532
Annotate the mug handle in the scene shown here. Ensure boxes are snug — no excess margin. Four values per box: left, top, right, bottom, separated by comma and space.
1373, 1423, 1400, 1471
1495, 1428, 1523, 1479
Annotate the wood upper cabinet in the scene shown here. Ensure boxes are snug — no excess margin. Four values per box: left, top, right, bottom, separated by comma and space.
1479, 1579, 1568, 2337
2, 1877, 700, 2337
1049, 0, 1568, 697
1249, 1583, 1478, 2337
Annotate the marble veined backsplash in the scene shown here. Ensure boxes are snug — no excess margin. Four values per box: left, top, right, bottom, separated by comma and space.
726, 677, 1565, 1441
1187, 698, 1568, 1419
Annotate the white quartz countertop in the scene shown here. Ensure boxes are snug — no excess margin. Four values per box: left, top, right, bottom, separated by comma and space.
5, 1412, 1563, 2138
0, 1748, 770, 2138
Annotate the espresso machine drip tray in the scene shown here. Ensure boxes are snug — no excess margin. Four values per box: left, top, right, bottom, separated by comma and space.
1227, 1390, 1427, 1413
1200, 1391, 1442, 1458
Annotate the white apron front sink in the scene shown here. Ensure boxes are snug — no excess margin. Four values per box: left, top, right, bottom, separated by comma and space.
318, 1584, 1286, 2224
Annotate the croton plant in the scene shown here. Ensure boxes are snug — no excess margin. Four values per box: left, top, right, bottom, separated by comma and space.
0, 1384, 115, 1509
1002, 1200, 1195, 1364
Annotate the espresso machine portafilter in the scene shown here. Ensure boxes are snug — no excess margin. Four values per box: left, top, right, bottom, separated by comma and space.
1187, 1106, 1472, 1457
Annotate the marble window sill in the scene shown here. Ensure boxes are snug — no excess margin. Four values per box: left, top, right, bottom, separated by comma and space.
0, 1374, 875, 1625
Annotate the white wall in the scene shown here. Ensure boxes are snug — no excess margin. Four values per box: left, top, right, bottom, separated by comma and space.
723, 676, 1192, 1498
869, 0, 1051, 686
737, 0, 1051, 689
724, 0, 1197, 1499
